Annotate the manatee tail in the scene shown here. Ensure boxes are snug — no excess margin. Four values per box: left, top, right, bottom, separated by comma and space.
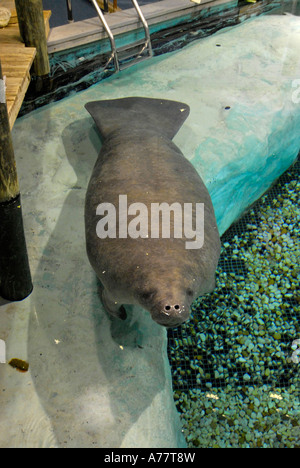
85, 97, 190, 141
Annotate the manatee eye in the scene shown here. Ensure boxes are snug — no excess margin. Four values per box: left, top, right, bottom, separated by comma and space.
186, 288, 194, 297
141, 290, 156, 301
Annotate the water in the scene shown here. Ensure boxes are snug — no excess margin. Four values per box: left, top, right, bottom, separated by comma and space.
0, 7, 299, 448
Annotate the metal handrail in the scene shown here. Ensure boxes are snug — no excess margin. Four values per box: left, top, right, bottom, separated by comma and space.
90, 0, 120, 72
66, 0, 74, 23
130, 0, 152, 56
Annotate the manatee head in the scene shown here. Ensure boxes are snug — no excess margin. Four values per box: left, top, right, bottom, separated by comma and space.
138, 286, 194, 328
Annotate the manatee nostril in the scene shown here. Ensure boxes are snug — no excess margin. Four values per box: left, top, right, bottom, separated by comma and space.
158, 303, 189, 326
164, 304, 182, 313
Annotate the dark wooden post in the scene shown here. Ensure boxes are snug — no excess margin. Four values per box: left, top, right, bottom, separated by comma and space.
0, 60, 33, 301
15, 0, 50, 76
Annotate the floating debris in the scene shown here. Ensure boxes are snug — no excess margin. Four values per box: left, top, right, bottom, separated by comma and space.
8, 358, 29, 373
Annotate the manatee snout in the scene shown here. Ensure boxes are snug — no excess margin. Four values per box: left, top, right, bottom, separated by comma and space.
150, 300, 191, 328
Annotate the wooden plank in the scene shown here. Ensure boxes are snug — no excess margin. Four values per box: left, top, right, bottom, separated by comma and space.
0, 0, 50, 128
0, 48, 36, 72
0, 47, 34, 55
96, 0, 122, 12
7, 72, 30, 126
0, 43, 27, 51
2, 56, 36, 66
0, 45, 36, 128
0, 24, 23, 44
3, 67, 33, 76
2, 54, 35, 62
1, 0, 16, 9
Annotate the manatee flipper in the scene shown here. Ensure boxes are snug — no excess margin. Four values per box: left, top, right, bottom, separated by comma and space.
100, 286, 127, 321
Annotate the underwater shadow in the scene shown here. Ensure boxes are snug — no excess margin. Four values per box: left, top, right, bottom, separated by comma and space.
0, 297, 10, 307
28, 116, 168, 448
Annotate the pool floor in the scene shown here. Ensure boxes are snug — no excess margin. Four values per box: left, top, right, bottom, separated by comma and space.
0, 11, 299, 448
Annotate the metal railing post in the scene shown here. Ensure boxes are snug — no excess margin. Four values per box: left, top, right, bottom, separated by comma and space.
90, 0, 119, 72
131, 0, 152, 56
66, 0, 74, 23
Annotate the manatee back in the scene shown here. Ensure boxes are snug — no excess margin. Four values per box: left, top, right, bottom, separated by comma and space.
84, 97, 220, 307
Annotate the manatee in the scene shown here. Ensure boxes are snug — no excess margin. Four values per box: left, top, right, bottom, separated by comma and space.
85, 97, 220, 327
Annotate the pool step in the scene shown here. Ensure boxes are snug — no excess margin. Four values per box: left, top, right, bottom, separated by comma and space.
117, 39, 152, 70
90, 0, 152, 73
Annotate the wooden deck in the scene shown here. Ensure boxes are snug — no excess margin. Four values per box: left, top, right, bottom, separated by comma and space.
0, 1, 51, 129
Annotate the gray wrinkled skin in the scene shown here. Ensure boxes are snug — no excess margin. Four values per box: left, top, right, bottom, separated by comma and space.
85, 98, 220, 327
